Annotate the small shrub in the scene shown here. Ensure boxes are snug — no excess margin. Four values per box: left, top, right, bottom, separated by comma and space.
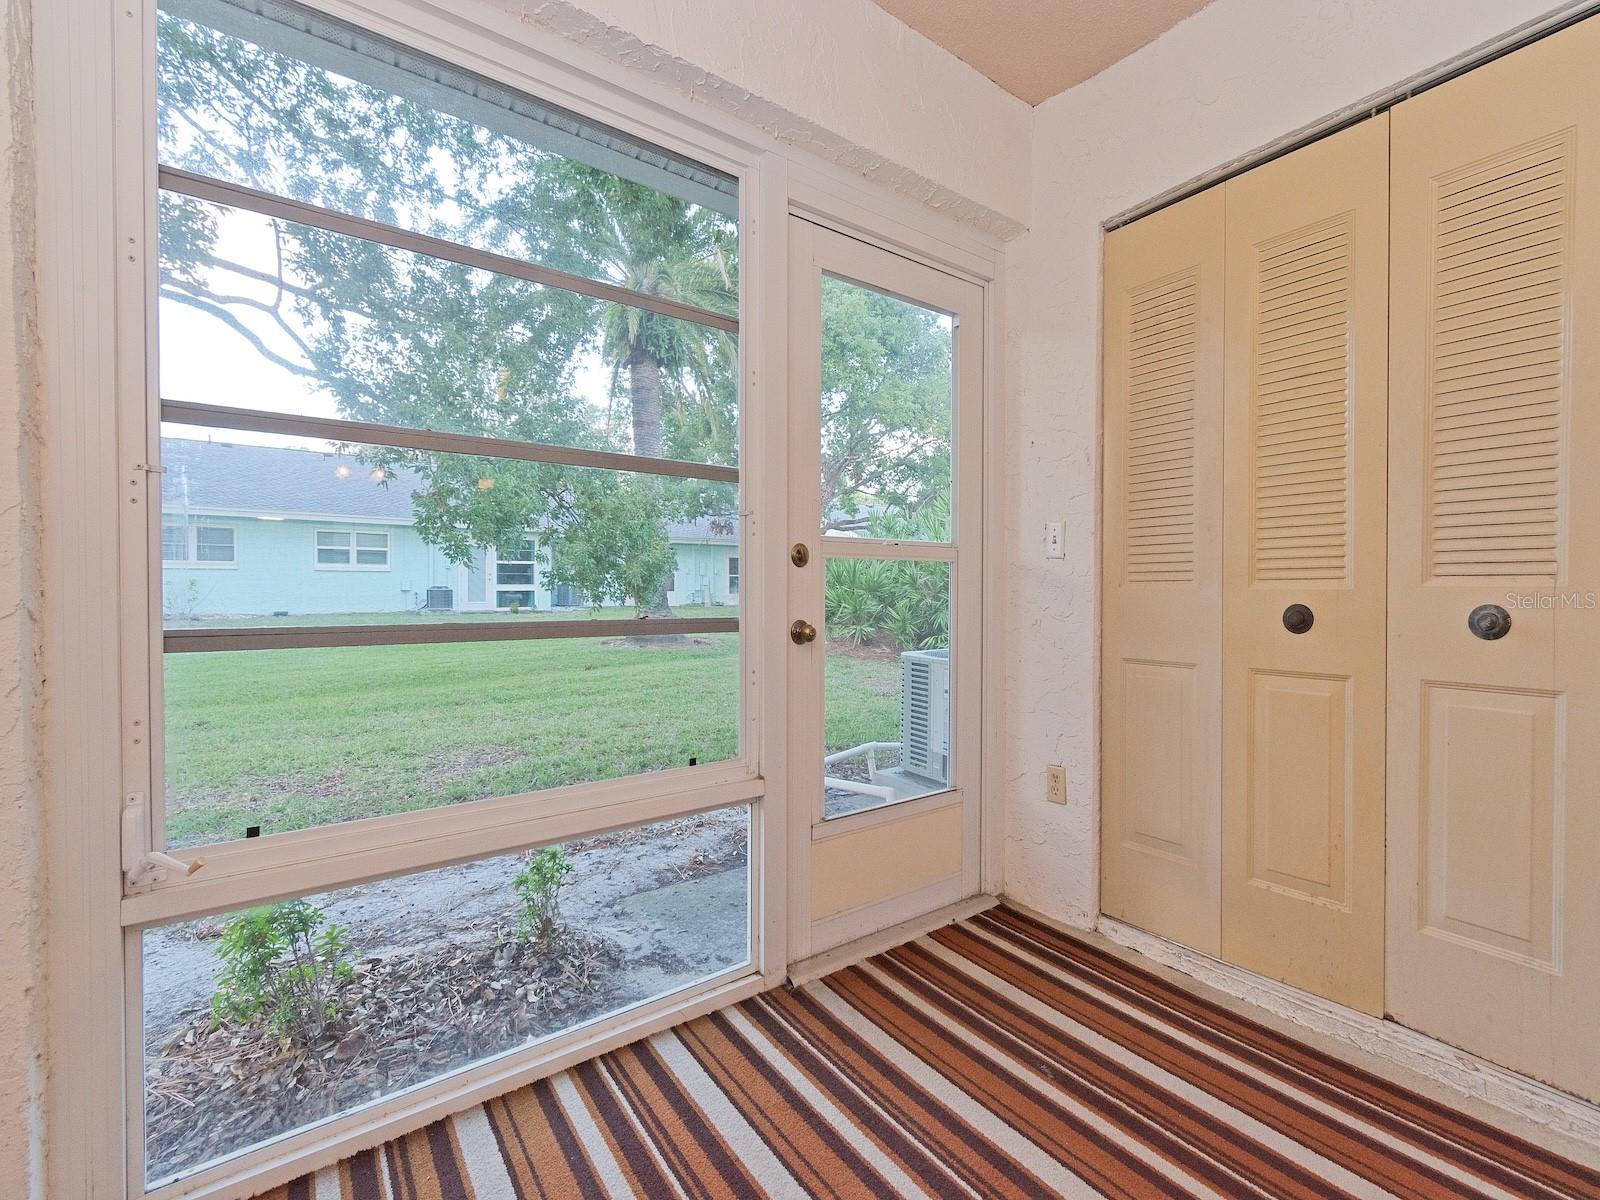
513, 846, 575, 951
210, 899, 355, 1042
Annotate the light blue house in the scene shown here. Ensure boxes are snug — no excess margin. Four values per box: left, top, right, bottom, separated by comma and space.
159, 437, 740, 620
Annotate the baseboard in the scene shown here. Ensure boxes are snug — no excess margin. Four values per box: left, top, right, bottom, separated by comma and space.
1096, 916, 1600, 1147
788, 893, 998, 987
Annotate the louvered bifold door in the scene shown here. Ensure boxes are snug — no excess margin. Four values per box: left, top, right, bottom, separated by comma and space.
1220, 116, 1389, 1013
1387, 18, 1600, 1102
1101, 188, 1224, 955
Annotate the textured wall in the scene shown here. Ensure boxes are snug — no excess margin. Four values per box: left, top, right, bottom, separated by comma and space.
1001, 0, 1572, 925
0, 0, 43, 1192
510, 0, 1032, 238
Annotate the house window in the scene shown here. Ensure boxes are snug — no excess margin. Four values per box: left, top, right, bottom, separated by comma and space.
496, 540, 537, 607
161, 522, 188, 563
194, 525, 236, 564
728, 555, 739, 596
315, 529, 390, 570
161, 521, 235, 566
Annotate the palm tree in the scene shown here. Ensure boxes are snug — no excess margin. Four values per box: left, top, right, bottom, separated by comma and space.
577, 176, 737, 618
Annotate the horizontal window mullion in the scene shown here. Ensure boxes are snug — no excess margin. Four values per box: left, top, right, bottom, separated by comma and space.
161, 398, 740, 485
819, 535, 958, 562
158, 165, 740, 335
164, 615, 739, 653
122, 770, 764, 928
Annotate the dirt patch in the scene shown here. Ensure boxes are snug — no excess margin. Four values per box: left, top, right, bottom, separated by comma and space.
139, 807, 752, 1183
144, 930, 620, 1182
824, 636, 902, 661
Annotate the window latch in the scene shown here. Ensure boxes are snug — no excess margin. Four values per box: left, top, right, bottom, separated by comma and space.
134, 462, 168, 475
121, 792, 205, 888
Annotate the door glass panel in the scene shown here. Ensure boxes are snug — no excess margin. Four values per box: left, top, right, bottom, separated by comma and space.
141, 805, 751, 1186
819, 276, 953, 539
822, 557, 951, 818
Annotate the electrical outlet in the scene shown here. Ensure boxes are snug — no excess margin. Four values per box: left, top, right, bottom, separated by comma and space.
1046, 764, 1068, 805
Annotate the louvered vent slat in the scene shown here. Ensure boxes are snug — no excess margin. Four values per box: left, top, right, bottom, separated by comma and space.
1428, 136, 1570, 580
1250, 217, 1353, 583
1124, 271, 1199, 583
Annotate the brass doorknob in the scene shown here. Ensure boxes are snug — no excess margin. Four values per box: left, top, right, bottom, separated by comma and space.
790, 619, 818, 645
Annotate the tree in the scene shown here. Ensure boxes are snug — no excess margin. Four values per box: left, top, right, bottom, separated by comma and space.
819, 278, 953, 536
155, 8, 737, 616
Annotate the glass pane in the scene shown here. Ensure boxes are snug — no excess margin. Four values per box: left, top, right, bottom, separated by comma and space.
164, 628, 739, 848
822, 557, 951, 818
819, 276, 953, 540
156, 0, 738, 315
141, 804, 751, 1185
159, 429, 739, 630
158, 194, 739, 468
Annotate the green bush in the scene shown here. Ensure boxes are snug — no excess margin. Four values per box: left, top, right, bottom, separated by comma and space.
210, 899, 355, 1041
513, 846, 575, 951
823, 501, 950, 651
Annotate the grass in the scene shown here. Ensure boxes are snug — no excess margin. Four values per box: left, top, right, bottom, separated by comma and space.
164, 608, 905, 848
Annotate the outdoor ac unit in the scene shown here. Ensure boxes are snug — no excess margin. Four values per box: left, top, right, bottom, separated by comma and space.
424, 586, 454, 612
900, 648, 950, 786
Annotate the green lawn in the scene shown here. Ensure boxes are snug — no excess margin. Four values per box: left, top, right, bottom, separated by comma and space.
164, 611, 903, 848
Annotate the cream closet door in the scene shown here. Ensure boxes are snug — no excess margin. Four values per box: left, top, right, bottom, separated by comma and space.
1101, 190, 1224, 955
1221, 116, 1389, 1014
1388, 19, 1600, 1103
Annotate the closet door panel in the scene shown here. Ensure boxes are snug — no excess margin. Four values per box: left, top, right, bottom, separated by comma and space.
1388, 16, 1600, 1101
1101, 189, 1224, 955
1222, 115, 1389, 1014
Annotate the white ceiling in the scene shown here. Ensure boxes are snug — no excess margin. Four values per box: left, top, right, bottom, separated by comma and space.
870, 0, 1214, 105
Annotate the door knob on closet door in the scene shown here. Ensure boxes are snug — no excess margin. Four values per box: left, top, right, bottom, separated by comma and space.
1282, 603, 1315, 635
1467, 604, 1512, 641
790, 619, 818, 645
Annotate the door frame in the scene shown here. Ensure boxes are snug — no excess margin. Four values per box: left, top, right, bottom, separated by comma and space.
784, 216, 990, 961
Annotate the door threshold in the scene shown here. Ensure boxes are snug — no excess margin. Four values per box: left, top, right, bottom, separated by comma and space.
788, 893, 996, 986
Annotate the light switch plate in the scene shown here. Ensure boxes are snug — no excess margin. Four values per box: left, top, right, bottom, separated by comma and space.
1044, 521, 1065, 559
1046, 764, 1068, 805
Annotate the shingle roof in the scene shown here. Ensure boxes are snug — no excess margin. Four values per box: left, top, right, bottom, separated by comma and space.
161, 437, 422, 520
159, 437, 738, 542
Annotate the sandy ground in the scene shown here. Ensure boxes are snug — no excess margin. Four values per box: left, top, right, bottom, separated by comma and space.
142, 807, 751, 1041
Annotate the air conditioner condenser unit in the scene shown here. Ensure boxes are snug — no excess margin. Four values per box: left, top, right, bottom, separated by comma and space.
900, 647, 950, 786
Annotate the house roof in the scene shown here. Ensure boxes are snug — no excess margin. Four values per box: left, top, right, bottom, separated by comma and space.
160, 437, 739, 542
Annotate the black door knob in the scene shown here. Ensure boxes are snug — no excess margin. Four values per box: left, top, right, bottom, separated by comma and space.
1467, 604, 1512, 641
1282, 603, 1314, 635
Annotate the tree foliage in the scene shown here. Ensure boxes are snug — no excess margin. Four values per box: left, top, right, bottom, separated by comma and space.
156, 8, 951, 612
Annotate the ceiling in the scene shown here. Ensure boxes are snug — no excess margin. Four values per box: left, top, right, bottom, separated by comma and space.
870, 0, 1214, 105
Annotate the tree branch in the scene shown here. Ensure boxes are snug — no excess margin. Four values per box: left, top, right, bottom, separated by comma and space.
158, 285, 322, 379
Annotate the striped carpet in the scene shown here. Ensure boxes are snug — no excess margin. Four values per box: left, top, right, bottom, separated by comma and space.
256, 906, 1600, 1199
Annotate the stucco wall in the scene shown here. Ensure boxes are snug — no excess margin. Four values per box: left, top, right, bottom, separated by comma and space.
0, 0, 42, 1192
1001, 0, 1573, 926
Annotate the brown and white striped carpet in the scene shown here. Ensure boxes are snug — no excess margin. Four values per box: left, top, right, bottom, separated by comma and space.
256, 906, 1600, 1199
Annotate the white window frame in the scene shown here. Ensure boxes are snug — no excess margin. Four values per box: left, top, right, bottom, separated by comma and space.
313, 527, 391, 571
493, 537, 538, 606
728, 554, 740, 596
162, 520, 238, 568
33, 0, 1004, 1196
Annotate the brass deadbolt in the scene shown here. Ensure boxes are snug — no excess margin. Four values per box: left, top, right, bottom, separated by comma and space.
790, 619, 818, 645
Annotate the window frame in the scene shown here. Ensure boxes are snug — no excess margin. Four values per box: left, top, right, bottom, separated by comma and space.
161, 520, 238, 568
313, 527, 391, 571
32, 0, 1004, 1194
728, 554, 740, 596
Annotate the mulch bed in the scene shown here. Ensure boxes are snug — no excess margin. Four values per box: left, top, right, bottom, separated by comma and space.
143, 929, 620, 1182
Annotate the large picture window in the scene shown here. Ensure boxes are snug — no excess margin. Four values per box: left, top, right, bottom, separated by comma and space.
142, 0, 745, 1188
